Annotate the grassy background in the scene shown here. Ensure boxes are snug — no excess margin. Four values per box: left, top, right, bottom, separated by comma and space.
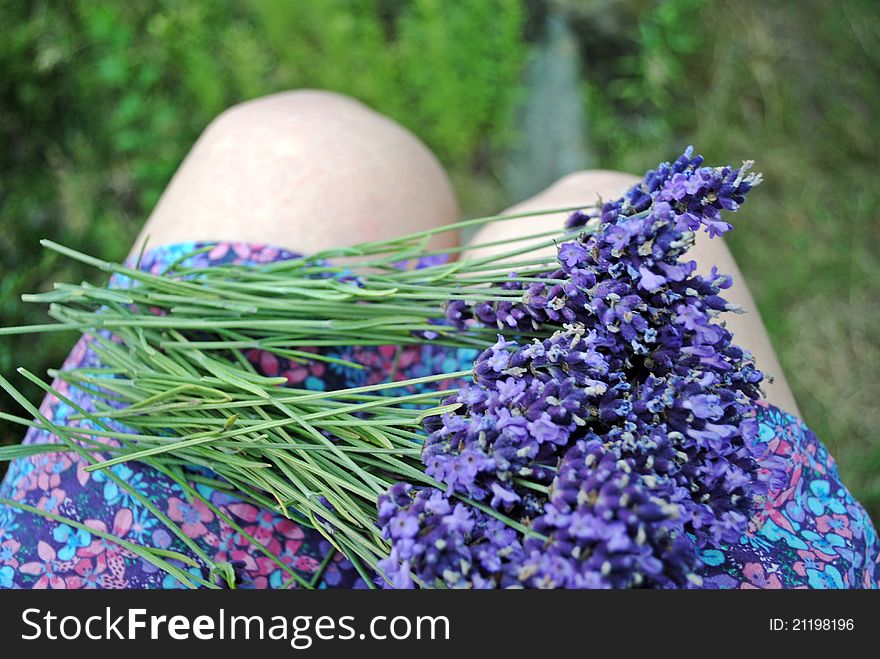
2, 0, 878, 518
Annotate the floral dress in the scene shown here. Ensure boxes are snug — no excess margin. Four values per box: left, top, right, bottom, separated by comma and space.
1, 242, 877, 589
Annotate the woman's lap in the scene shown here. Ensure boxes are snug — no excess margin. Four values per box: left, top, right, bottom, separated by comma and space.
1, 240, 877, 589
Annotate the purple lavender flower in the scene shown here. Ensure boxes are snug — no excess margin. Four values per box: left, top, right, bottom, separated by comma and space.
376, 485, 525, 588
381, 148, 769, 589
520, 439, 698, 588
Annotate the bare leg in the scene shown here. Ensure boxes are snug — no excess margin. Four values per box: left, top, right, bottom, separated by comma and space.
132, 90, 458, 257
466, 170, 801, 416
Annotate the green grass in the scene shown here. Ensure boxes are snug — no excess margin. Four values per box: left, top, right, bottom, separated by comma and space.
695, 1, 880, 515
2, 0, 878, 518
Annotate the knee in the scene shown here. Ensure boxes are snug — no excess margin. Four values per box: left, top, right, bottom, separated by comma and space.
163, 88, 457, 251
547, 169, 642, 203
198, 88, 449, 188
200, 89, 381, 151
212, 89, 368, 128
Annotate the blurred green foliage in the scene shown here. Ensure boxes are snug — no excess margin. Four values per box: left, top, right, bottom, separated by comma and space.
1, 0, 878, 517
0, 0, 527, 446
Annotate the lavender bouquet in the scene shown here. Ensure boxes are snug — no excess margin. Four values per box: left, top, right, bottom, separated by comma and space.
379, 147, 771, 588
0, 148, 774, 589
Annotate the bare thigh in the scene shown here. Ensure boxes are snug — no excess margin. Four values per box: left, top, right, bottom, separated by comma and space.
466, 170, 801, 416
132, 90, 459, 258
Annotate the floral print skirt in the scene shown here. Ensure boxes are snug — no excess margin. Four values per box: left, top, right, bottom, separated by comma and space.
1, 242, 877, 589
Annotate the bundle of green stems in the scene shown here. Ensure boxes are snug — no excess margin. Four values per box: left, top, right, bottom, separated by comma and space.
0, 205, 594, 587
